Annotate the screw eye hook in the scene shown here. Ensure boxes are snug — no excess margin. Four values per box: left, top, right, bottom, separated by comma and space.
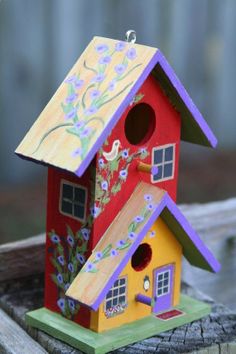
125, 30, 136, 44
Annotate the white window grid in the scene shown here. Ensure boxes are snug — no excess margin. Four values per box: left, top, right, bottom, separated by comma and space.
151, 144, 175, 183
156, 270, 170, 297
59, 180, 87, 222
105, 277, 127, 311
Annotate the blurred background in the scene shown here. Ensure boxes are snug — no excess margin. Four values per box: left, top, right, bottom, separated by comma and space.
0, 0, 235, 244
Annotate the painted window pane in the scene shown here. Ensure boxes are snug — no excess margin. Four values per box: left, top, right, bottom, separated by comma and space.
75, 188, 86, 203
105, 277, 127, 312
60, 181, 87, 221
62, 184, 73, 199
61, 201, 73, 214
74, 204, 85, 219
152, 144, 175, 183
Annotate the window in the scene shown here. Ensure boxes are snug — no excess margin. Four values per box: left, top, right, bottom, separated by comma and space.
60, 180, 87, 221
105, 277, 127, 312
156, 270, 170, 297
152, 144, 175, 183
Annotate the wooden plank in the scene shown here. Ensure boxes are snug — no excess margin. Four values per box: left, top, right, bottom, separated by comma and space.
0, 234, 45, 282
0, 308, 47, 354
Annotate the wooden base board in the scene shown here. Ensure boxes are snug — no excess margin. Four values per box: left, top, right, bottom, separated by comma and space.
25, 294, 211, 354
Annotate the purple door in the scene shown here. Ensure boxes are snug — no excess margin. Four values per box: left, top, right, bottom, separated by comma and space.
153, 264, 174, 313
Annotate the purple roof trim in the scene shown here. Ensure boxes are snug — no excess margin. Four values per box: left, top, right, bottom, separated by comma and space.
88, 194, 220, 311
75, 50, 160, 177
155, 51, 218, 148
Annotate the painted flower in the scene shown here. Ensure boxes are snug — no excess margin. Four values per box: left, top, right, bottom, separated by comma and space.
95, 43, 109, 54
50, 234, 60, 243
99, 55, 112, 65
67, 234, 74, 247
128, 232, 137, 240
114, 64, 127, 75
57, 298, 65, 312
98, 158, 105, 168
57, 255, 64, 266
149, 230, 156, 238
68, 299, 76, 311
110, 249, 118, 257
64, 75, 76, 84
86, 262, 96, 272
115, 41, 126, 51
68, 262, 74, 273
65, 107, 77, 120
144, 194, 152, 202
119, 169, 128, 179
65, 92, 78, 104
122, 149, 129, 159
74, 79, 84, 89
101, 180, 108, 191
126, 47, 137, 60
85, 106, 98, 116
95, 251, 103, 261
90, 89, 101, 100
108, 80, 116, 91
64, 283, 70, 291
139, 147, 147, 154
90, 205, 101, 218
151, 165, 158, 176
71, 147, 82, 158
147, 203, 154, 211
74, 120, 85, 130
80, 126, 93, 138
117, 239, 125, 247
76, 253, 85, 264
57, 273, 63, 284
92, 73, 106, 83
81, 228, 90, 241
134, 215, 144, 223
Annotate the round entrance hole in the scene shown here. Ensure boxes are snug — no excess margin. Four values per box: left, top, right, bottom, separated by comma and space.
131, 243, 152, 271
124, 103, 156, 145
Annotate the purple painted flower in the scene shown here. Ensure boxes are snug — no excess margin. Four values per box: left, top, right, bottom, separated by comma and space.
144, 194, 152, 202
134, 215, 144, 223
74, 79, 84, 89
99, 55, 111, 65
110, 249, 118, 257
64, 75, 76, 84
95, 43, 109, 54
65, 107, 77, 120
86, 262, 95, 272
139, 147, 147, 154
68, 299, 75, 311
65, 92, 78, 104
126, 47, 137, 60
108, 80, 116, 91
50, 234, 60, 243
117, 239, 125, 247
98, 158, 105, 168
85, 106, 98, 116
114, 64, 127, 75
115, 41, 126, 51
101, 180, 108, 191
74, 120, 85, 130
147, 203, 154, 211
122, 149, 129, 158
81, 228, 90, 241
119, 169, 128, 179
67, 234, 74, 247
57, 273, 63, 284
128, 232, 137, 240
149, 230, 156, 238
57, 255, 64, 266
90, 89, 101, 100
64, 283, 70, 291
95, 251, 103, 261
80, 126, 93, 138
92, 73, 106, 83
71, 147, 82, 158
76, 253, 85, 264
90, 205, 101, 218
57, 298, 65, 312
68, 262, 74, 273
151, 165, 158, 176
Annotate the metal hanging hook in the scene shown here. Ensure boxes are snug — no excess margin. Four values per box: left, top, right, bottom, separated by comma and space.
125, 30, 136, 43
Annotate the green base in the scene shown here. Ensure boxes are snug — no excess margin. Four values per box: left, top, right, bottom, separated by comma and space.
25, 294, 211, 354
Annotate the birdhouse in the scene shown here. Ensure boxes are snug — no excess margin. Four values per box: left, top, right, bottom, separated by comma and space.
15, 33, 220, 353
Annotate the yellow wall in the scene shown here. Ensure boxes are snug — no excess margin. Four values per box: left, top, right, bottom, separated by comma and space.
90, 217, 182, 332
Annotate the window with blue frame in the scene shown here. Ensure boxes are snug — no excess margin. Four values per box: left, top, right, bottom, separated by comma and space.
152, 144, 175, 182
60, 180, 87, 222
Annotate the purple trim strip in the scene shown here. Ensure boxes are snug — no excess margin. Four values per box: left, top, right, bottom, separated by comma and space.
87, 193, 220, 311
75, 50, 160, 177
136, 294, 152, 306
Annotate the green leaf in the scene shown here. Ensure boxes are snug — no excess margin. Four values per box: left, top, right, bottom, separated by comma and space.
117, 242, 131, 251
68, 83, 75, 96
50, 257, 63, 274
61, 102, 73, 114
102, 244, 112, 256
111, 183, 121, 195
103, 197, 110, 204
110, 159, 119, 172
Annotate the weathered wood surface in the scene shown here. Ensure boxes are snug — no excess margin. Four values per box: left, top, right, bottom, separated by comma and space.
1, 197, 236, 283
0, 275, 235, 354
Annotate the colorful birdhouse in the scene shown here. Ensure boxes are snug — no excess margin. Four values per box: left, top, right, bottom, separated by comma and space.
16, 34, 220, 353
